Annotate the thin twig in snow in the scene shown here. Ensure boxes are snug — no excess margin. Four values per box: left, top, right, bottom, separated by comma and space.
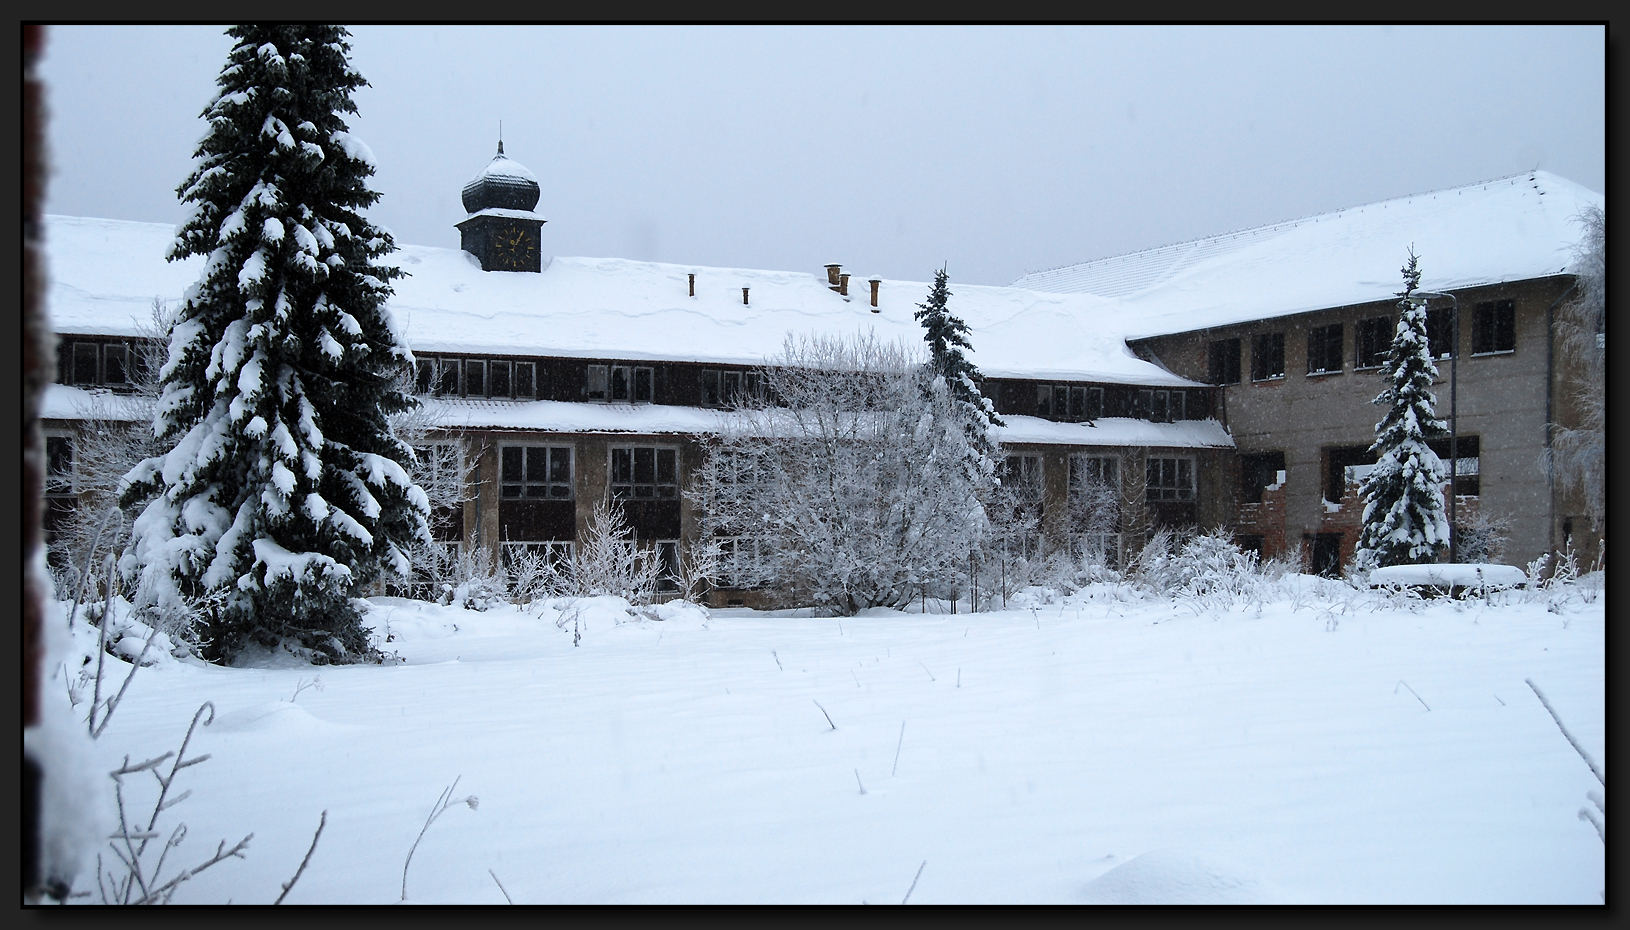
814, 700, 836, 730
68, 506, 120, 631
1527, 678, 1605, 786
87, 553, 116, 736
892, 721, 906, 776
1494, 694, 1506, 706
1395, 679, 1430, 712
490, 869, 514, 904
901, 860, 926, 904
957, 668, 961, 688
851, 670, 860, 688
92, 623, 161, 739
401, 776, 479, 901
772, 649, 783, 671
274, 810, 326, 904
918, 662, 935, 682
854, 769, 866, 795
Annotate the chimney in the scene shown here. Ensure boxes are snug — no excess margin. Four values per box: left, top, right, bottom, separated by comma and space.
825, 263, 842, 288
839, 273, 850, 297
742, 287, 750, 305
868, 276, 881, 310
688, 273, 695, 297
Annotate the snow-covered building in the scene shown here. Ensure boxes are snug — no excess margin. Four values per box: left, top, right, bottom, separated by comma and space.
43, 146, 1239, 605
1012, 171, 1604, 573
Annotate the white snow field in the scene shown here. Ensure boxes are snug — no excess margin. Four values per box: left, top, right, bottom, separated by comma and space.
53, 579, 1603, 905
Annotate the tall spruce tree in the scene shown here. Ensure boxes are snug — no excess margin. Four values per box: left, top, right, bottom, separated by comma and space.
120, 26, 429, 663
914, 266, 1003, 474
1354, 250, 1451, 569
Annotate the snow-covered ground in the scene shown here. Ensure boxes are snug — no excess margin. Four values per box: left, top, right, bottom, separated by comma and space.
47, 578, 1604, 904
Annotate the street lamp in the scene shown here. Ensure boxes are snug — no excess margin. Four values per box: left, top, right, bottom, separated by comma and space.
1409, 290, 1459, 562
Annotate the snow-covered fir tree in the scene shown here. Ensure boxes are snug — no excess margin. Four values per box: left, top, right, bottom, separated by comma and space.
913, 266, 1002, 480
120, 26, 430, 663
1354, 250, 1451, 570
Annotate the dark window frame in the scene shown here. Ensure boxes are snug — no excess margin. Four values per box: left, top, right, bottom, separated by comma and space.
1145, 456, 1195, 503
610, 445, 680, 500
1306, 322, 1344, 376
1208, 338, 1242, 385
1471, 299, 1516, 355
501, 444, 574, 500
1355, 316, 1391, 369
1425, 306, 1457, 361
1251, 332, 1286, 381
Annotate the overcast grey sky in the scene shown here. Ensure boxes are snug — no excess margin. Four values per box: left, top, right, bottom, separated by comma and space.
39, 24, 1604, 287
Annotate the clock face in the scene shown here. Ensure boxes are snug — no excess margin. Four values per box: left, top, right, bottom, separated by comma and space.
490, 224, 536, 271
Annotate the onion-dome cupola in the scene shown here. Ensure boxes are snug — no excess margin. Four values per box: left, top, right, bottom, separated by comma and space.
456, 140, 547, 273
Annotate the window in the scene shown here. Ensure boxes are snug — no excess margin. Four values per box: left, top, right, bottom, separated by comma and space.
415, 358, 435, 393
413, 442, 467, 542
1428, 435, 1480, 497
704, 370, 760, 406
46, 435, 74, 496
1472, 300, 1515, 354
55, 339, 145, 387
716, 536, 766, 589
464, 359, 485, 397
586, 364, 608, 401
611, 446, 678, 499
103, 343, 128, 384
437, 358, 460, 396
1002, 454, 1044, 506
488, 360, 511, 398
1307, 323, 1343, 375
1251, 332, 1285, 381
1324, 445, 1376, 502
73, 342, 100, 384
501, 445, 573, 499
1034, 384, 1101, 421
1355, 317, 1391, 369
1077, 387, 1103, 420
1239, 451, 1285, 504
1145, 457, 1194, 502
595, 365, 655, 403
1069, 455, 1121, 567
514, 361, 536, 399
1208, 338, 1241, 385
1425, 306, 1457, 361
1135, 389, 1183, 422
501, 540, 573, 575
655, 540, 680, 592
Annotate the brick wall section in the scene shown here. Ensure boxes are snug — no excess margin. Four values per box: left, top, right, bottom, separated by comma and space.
1129, 276, 1586, 569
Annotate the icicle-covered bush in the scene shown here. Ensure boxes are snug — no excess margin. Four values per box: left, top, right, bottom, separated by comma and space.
120, 26, 429, 663
692, 331, 997, 615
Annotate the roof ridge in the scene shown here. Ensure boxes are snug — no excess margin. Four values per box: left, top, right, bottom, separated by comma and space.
1013, 171, 1546, 286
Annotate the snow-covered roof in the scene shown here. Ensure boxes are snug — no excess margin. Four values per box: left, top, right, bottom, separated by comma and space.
392, 397, 1236, 449
1010, 171, 1603, 340
41, 384, 151, 423
470, 151, 536, 184
41, 214, 1199, 388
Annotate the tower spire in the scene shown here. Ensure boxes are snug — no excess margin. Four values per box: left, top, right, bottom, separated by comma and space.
497, 120, 504, 156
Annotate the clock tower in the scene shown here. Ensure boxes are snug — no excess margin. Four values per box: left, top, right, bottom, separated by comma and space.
456, 142, 546, 272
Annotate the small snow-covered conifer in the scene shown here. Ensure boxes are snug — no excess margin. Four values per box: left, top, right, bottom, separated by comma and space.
1354, 250, 1451, 570
120, 26, 429, 662
913, 266, 1002, 482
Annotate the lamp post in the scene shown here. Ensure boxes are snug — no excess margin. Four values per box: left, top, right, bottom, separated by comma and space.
1410, 290, 1459, 562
